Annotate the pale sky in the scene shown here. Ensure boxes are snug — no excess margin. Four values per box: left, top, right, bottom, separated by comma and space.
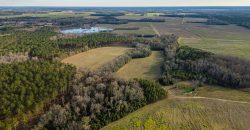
1, 0, 250, 7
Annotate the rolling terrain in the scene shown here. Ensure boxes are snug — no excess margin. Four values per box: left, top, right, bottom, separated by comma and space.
116, 51, 164, 80
61, 47, 130, 70
102, 87, 250, 130
1, 7, 250, 130
168, 81, 250, 103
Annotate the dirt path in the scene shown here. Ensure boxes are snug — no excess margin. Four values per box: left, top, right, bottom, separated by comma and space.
0, 34, 11, 37
167, 87, 250, 105
176, 96, 250, 104
150, 23, 161, 37
181, 37, 250, 42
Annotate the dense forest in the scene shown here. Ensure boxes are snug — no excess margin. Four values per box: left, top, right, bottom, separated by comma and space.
172, 46, 250, 88
0, 27, 135, 60
33, 70, 166, 130
0, 61, 76, 129
159, 38, 250, 88
0, 25, 164, 62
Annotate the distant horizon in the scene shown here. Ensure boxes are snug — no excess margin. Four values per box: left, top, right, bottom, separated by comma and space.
1, 0, 250, 7
1, 5, 250, 7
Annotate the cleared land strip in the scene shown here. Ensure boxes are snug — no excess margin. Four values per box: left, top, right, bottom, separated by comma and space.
167, 86, 250, 104
150, 23, 161, 36
116, 51, 164, 80
181, 37, 250, 42
61, 47, 130, 70
175, 96, 250, 104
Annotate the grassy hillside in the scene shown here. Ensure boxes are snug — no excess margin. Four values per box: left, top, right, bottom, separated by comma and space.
102, 97, 250, 130
103, 80, 250, 130
196, 86, 250, 103
116, 51, 164, 80
61, 47, 130, 70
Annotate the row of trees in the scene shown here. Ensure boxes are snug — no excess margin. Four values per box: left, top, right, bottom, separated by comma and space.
173, 46, 250, 88
99, 44, 152, 72
34, 69, 166, 130
0, 61, 76, 129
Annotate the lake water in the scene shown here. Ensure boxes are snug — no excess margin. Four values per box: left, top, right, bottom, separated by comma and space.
61, 27, 113, 34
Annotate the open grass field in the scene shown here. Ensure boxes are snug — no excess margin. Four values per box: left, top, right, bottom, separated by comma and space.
97, 22, 156, 35
144, 13, 164, 16
116, 51, 164, 80
102, 95, 250, 130
151, 17, 250, 60
61, 47, 130, 70
179, 37, 250, 60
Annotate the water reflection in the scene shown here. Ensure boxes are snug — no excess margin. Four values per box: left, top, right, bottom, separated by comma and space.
61, 27, 113, 34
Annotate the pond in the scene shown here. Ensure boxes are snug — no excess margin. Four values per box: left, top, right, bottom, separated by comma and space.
61, 27, 113, 34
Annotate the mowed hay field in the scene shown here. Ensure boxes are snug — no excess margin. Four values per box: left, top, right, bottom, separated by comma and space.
62, 47, 130, 70
102, 97, 250, 130
116, 51, 164, 80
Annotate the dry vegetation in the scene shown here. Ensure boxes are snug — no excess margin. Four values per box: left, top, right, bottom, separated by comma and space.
61, 47, 130, 70
0, 52, 29, 63
116, 51, 164, 80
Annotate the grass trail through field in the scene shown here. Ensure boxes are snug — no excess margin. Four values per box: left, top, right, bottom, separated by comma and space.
150, 23, 161, 36
167, 87, 250, 104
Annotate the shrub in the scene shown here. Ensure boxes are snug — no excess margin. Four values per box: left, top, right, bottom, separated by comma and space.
137, 79, 166, 103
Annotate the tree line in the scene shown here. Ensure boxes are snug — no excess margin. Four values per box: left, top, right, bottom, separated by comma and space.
98, 44, 152, 73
